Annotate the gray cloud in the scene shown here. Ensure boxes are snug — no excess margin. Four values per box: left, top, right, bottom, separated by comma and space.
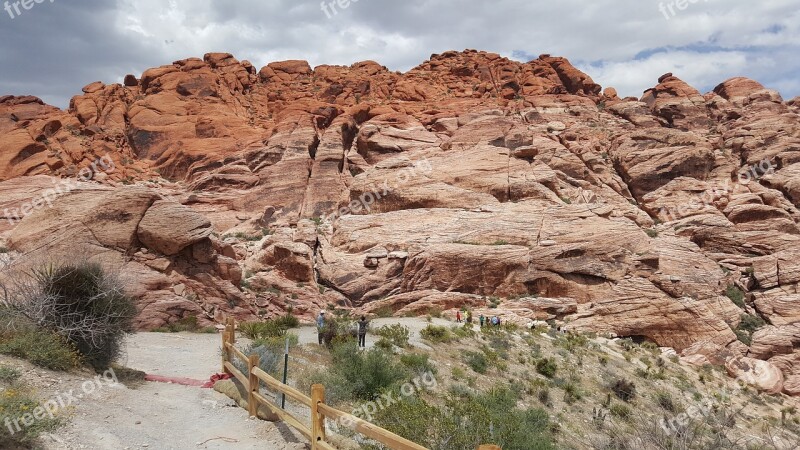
1, 0, 797, 109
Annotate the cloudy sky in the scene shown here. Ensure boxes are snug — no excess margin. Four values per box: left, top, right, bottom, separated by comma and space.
0, 0, 798, 108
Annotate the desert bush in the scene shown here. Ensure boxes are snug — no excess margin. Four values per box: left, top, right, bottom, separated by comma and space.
239, 320, 287, 340
536, 357, 558, 378
725, 285, 745, 308
611, 378, 637, 402
273, 312, 299, 329
312, 342, 409, 403
375, 324, 410, 348
235, 333, 299, 377
463, 351, 489, 374
369, 387, 556, 450
420, 325, 452, 344
0, 384, 62, 447
3, 263, 136, 370
0, 365, 21, 383
0, 326, 81, 371
452, 324, 476, 339
400, 353, 436, 376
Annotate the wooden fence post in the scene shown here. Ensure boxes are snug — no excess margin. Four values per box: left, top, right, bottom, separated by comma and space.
221, 324, 231, 375
311, 384, 326, 449
478, 445, 501, 450
248, 354, 260, 417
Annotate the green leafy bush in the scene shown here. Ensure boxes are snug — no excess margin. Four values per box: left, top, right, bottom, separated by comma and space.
375, 324, 410, 348
420, 325, 452, 344
536, 357, 558, 378
463, 351, 489, 374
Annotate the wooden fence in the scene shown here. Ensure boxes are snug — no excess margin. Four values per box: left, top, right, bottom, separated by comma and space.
219, 318, 501, 450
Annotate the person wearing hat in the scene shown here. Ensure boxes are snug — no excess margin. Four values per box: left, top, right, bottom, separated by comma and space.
316, 311, 326, 345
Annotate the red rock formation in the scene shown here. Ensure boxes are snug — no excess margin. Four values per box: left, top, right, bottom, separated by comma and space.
1, 50, 799, 393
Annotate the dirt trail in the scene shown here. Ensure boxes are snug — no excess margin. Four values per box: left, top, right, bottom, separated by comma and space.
37, 318, 458, 449
39, 332, 307, 450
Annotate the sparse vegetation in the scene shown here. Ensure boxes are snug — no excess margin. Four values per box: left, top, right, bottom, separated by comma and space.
725, 284, 746, 308
536, 357, 558, 378
375, 324, 411, 348
0, 262, 136, 370
420, 325, 453, 344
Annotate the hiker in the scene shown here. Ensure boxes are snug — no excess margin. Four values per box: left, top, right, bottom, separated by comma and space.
358, 316, 368, 348
497, 317, 502, 327
316, 311, 326, 345
491, 316, 499, 327
456, 310, 462, 323
479, 315, 485, 327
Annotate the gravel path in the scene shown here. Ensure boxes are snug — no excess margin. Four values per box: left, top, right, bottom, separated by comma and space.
39, 332, 307, 450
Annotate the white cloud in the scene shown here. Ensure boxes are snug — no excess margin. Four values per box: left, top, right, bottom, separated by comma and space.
1, 0, 798, 107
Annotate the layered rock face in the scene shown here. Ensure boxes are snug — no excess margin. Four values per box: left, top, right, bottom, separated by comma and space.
1, 51, 799, 393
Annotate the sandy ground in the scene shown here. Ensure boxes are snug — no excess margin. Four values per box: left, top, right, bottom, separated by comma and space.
37, 332, 307, 450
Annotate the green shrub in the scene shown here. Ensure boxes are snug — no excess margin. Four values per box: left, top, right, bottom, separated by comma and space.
0, 327, 81, 371
420, 325, 452, 344
464, 351, 489, 374
0, 385, 63, 447
9, 263, 136, 370
370, 388, 556, 450
274, 312, 299, 329
310, 343, 409, 404
374, 306, 394, 318
400, 353, 436, 377
375, 324, 411, 348
235, 333, 298, 378
725, 285, 745, 308
0, 365, 21, 383
536, 357, 558, 378
239, 319, 292, 340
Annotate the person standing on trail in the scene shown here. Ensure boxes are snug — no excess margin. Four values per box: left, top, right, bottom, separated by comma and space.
456, 310, 462, 323
358, 316, 368, 348
479, 315, 485, 327
317, 311, 326, 345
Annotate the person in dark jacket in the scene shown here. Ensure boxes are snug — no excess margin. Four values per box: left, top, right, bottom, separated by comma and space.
316, 311, 326, 345
358, 316, 369, 348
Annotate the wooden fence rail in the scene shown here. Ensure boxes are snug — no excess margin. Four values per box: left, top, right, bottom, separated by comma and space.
219, 318, 499, 450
